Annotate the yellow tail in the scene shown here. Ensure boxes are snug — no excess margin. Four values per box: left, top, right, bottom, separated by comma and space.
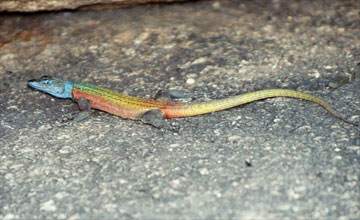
175, 89, 355, 126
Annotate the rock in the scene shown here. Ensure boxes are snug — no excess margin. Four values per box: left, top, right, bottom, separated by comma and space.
0, 0, 190, 12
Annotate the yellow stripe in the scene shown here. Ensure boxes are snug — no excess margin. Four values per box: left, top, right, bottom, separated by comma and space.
74, 83, 164, 109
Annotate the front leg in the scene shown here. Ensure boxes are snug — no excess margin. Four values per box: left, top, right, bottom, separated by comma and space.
72, 97, 93, 122
57, 98, 92, 126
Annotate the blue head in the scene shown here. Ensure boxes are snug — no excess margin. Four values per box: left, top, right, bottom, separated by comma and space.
28, 76, 74, 99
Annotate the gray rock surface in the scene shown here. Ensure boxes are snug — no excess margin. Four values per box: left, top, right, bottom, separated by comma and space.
1, 0, 359, 219
0, 0, 189, 12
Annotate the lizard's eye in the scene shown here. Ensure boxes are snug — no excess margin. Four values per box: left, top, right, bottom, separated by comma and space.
42, 80, 51, 85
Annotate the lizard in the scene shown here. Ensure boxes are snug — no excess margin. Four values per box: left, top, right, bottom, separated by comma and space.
28, 76, 358, 128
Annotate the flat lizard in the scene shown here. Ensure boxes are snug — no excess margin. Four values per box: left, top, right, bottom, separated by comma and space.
28, 76, 357, 128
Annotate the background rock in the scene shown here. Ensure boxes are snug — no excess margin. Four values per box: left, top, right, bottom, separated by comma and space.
0, 0, 191, 12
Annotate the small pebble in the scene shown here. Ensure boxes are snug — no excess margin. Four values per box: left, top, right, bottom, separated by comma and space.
186, 78, 195, 85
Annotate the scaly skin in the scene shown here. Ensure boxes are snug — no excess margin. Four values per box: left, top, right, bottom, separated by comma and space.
71, 82, 181, 119
28, 76, 357, 127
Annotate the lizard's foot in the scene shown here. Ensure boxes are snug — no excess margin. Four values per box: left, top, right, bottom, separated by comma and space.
154, 89, 193, 102
56, 111, 92, 127
140, 109, 175, 130
55, 97, 93, 127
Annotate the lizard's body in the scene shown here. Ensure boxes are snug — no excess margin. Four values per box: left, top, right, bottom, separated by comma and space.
28, 76, 356, 128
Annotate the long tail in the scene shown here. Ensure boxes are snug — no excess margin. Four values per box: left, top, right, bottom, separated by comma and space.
165, 89, 356, 126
